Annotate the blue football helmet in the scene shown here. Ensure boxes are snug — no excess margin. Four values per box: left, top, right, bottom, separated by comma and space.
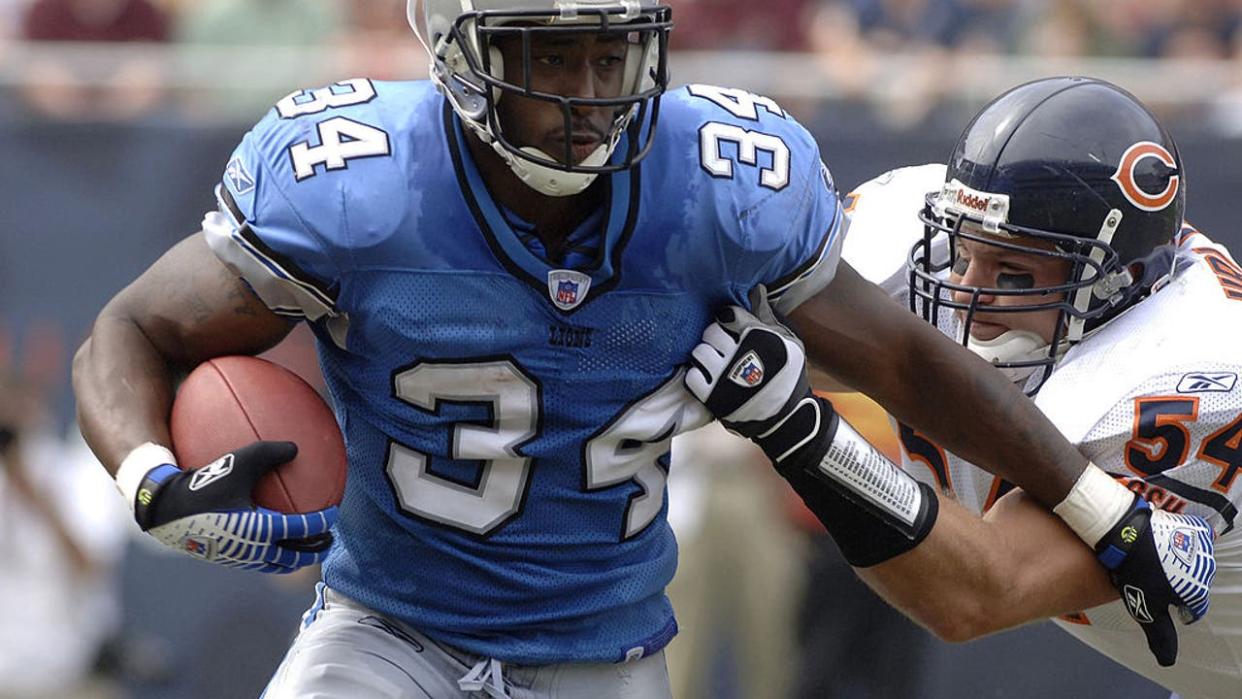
908, 76, 1185, 391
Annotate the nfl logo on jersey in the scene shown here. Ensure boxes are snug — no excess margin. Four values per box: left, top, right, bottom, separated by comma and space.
547, 269, 592, 311
728, 351, 765, 387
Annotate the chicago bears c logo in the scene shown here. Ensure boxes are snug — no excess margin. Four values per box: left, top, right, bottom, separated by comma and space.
1111, 141, 1180, 212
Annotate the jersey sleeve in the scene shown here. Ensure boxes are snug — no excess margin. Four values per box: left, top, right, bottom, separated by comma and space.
670, 85, 845, 315
752, 152, 846, 316
1071, 367, 1242, 536
840, 163, 948, 304
732, 129, 845, 316
202, 107, 345, 322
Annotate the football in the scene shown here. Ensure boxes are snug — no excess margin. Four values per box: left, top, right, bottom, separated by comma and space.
170, 355, 346, 514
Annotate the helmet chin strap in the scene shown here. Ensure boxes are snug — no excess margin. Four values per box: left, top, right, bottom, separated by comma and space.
964, 329, 1049, 384
505, 143, 609, 197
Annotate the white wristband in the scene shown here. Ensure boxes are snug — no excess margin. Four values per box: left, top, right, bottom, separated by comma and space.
1053, 462, 1135, 547
115, 442, 177, 514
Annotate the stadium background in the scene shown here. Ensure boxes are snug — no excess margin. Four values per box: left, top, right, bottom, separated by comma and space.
2, 0, 1240, 697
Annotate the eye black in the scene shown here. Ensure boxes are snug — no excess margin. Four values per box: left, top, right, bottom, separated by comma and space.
996, 272, 1035, 290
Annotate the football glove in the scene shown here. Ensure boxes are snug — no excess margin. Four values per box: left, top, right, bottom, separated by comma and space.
685, 285, 813, 458
1095, 497, 1216, 666
126, 440, 336, 574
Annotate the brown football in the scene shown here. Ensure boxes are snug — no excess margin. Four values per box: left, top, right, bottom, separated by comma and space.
170, 356, 346, 514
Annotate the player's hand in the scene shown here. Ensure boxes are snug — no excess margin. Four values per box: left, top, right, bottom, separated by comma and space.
133, 441, 337, 574
1096, 497, 1216, 666
685, 285, 815, 443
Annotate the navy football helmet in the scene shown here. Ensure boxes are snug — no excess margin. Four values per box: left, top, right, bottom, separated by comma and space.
909, 77, 1185, 391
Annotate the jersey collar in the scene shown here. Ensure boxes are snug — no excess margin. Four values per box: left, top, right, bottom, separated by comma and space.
443, 101, 642, 314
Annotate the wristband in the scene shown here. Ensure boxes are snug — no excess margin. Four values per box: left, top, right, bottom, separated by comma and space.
115, 442, 177, 514
1052, 462, 1135, 547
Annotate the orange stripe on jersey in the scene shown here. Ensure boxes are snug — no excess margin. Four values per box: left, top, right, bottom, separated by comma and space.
1175, 221, 1203, 246
898, 423, 951, 491
842, 191, 860, 215
1058, 611, 1091, 625
1196, 247, 1242, 301
982, 476, 1015, 513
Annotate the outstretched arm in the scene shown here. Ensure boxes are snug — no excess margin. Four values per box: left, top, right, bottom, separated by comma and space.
787, 261, 1086, 508
858, 489, 1115, 642
688, 286, 1216, 666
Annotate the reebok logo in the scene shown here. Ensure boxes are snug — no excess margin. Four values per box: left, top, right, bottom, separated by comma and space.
1176, 372, 1237, 394
189, 453, 235, 491
1124, 585, 1154, 624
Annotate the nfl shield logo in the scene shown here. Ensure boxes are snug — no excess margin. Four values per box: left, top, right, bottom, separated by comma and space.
1171, 528, 1195, 566
183, 536, 214, 560
547, 269, 592, 311
728, 351, 766, 387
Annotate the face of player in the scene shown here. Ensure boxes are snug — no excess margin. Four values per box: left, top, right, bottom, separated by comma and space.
949, 225, 1072, 345
493, 30, 630, 166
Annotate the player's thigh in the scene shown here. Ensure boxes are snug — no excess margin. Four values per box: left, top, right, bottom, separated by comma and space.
263, 588, 462, 699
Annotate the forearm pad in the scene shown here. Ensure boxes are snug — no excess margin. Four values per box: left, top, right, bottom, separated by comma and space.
761, 395, 939, 567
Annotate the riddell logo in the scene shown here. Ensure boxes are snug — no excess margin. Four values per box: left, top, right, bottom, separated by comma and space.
955, 189, 991, 213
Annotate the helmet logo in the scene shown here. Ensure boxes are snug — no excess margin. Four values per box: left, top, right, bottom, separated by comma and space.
1111, 141, 1179, 212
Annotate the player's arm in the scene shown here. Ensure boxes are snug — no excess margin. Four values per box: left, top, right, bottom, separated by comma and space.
788, 261, 1087, 508
689, 288, 1216, 665
73, 232, 294, 474
72, 232, 333, 574
857, 489, 1116, 642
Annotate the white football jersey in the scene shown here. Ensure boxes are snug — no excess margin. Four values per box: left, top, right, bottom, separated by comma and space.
844, 165, 1242, 699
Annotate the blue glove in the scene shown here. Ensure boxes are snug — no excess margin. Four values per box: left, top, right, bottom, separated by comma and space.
1096, 497, 1216, 666
133, 441, 337, 574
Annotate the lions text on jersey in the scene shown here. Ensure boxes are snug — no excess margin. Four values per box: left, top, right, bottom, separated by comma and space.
202, 79, 843, 664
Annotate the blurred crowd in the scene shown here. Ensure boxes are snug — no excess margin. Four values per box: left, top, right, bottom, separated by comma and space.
1, 0, 1242, 123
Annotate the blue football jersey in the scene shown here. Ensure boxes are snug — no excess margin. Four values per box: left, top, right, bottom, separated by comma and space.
202, 78, 844, 664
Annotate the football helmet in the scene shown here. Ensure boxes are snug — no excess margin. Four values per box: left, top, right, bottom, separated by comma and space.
409, 0, 672, 197
909, 77, 1184, 391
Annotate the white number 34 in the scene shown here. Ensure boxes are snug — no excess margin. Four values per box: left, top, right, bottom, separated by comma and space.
275, 79, 391, 181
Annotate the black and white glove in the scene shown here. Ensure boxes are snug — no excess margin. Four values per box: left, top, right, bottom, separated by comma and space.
1095, 497, 1215, 666
117, 440, 336, 574
685, 286, 938, 567
685, 285, 820, 462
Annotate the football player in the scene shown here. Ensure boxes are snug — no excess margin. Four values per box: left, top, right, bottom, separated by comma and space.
71, 0, 1201, 692
688, 77, 1235, 696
